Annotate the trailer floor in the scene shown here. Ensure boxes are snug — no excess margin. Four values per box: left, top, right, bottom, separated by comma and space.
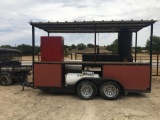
0, 77, 160, 120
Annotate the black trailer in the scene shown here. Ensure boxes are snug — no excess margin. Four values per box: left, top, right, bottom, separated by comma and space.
0, 48, 32, 86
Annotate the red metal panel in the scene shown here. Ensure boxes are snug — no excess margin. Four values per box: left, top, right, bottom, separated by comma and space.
34, 64, 62, 87
41, 36, 64, 62
103, 65, 150, 90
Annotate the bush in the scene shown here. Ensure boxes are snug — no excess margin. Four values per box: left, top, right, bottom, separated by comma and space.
71, 44, 76, 49
146, 36, 160, 53
87, 43, 94, 48
77, 43, 86, 50
106, 39, 118, 53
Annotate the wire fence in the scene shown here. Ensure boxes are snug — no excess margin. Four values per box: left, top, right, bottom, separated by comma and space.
22, 53, 160, 76
71, 53, 160, 76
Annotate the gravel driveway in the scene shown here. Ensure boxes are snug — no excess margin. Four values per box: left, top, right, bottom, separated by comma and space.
0, 77, 160, 120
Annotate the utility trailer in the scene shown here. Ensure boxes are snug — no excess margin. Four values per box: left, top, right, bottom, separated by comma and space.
0, 48, 32, 86
28, 20, 156, 100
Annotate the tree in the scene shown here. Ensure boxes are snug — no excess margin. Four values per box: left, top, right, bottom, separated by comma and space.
1, 45, 12, 48
64, 45, 69, 51
35, 46, 40, 54
71, 44, 76, 49
77, 43, 87, 50
87, 43, 94, 48
136, 46, 142, 53
106, 39, 118, 53
146, 36, 160, 53
16, 44, 32, 55
68, 47, 72, 51
0, 44, 40, 55
64, 50, 69, 57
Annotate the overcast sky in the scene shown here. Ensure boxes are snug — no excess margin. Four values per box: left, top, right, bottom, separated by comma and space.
0, 0, 160, 47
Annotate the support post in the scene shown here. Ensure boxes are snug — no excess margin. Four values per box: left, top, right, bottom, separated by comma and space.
150, 24, 153, 79
71, 53, 72, 60
94, 25, 96, 62
75, 53, 77, 60
157, 53, 159, 76
32, 26, 35, 87
48, 32, 50, 37
135, 32, 137, 62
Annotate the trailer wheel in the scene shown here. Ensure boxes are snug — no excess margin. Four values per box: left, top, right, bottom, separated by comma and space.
0, 75, 12, 86
77, 81, 97, 100
100, 81, 121, 100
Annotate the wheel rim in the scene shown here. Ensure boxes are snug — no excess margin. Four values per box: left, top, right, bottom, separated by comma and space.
1, 76, 7, 85
80, 84, 93, 98
103, 85, 118, 98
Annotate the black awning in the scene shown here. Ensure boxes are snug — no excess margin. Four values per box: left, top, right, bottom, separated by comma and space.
30, 20, 157, 33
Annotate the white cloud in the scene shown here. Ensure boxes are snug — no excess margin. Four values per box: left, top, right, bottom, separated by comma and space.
0, 0, 160, 47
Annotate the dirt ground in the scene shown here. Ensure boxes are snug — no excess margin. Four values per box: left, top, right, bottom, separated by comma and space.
0, 77, 160, 120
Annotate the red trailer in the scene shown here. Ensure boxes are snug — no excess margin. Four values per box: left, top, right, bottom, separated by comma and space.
28, 20, 156, 100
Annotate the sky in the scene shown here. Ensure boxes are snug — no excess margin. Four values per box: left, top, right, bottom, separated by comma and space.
0, 0, 160, 47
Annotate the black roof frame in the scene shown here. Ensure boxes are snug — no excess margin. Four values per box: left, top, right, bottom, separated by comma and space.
30, 20, 156, 33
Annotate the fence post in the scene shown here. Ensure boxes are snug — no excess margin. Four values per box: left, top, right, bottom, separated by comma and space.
71, 53, 72, 60
157, 53, 159, 76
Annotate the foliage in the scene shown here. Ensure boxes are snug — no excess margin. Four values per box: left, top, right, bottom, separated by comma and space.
35, 46, 40, 54
68, 47, 72, 51
71, 44, 76, 49
132, 46, 142, 53
0, 45, 12, 48
16, 44, 32, 55
146, 36, 160, 53
106, 39, 118, 53
64, 45, 69, 51
87, 43, 94, 48
64, 45, 69, 55
64, 50, 69, 57
77, 43, 87, 50
1, 44, 40, 55
136, 46, 142, 53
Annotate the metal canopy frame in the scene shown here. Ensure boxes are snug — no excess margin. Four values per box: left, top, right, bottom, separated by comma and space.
30, 20, 156, 33
30, 20, 157, 86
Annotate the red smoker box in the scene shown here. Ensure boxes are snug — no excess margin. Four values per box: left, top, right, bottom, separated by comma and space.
41, 36, 64, 62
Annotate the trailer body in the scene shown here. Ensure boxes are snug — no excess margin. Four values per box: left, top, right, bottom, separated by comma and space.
29, 20, 156, 100
34, 62, 150, 92
32, 36, 151, 100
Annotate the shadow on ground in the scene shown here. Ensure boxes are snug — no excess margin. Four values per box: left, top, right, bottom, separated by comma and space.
36, 90, 148, 101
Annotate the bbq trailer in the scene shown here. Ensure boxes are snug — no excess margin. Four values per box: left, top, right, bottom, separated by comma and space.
29, 20, 156, 100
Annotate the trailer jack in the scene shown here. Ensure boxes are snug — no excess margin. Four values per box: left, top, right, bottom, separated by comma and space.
21, 82, 33, 90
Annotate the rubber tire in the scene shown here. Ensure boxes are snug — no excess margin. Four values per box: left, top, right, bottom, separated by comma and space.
0, 75, 12, 86
77, 81, 97, 100
100, 81, 121, 100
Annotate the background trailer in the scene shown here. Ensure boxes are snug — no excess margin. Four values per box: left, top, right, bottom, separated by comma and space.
29, 20, 156, 100
0, 48, 32, 86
